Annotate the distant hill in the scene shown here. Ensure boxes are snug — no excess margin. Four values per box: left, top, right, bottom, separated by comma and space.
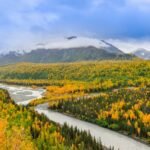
133, 49, 150, 60
0, 37, 134, 65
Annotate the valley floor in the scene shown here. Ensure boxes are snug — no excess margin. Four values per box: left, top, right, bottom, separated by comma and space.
0, 88, 106, 150
0, 60, 150, 149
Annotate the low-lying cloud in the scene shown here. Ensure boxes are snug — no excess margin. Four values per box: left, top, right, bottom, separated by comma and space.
0, 0, 150, 52
108, 38, 150, 53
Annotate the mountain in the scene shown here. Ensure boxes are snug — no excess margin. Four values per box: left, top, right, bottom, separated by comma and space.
133, 49, 150, 60
0, 37, 134, 65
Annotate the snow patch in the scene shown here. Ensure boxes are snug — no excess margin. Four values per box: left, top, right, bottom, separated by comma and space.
141, 52, 145, 56
35, 37, 110, 49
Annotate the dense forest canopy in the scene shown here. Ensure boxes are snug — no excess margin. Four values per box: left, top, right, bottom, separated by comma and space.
0, 61, 150, 87
0, 89, 106, 150
50, 88, 150, 144
0, 60, 150, 146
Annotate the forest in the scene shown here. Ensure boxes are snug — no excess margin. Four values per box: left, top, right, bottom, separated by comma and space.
50, 88, 150, 144
0, 61, 149, 88
0, 89, 106, 150
0, 60, 150, 146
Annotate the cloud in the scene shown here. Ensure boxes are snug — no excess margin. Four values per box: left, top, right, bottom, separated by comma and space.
108, 38, 150, 53
0, 0, 60, 26
8, 12, 60, 28
91, 0, 104, 7
0, 0, 42, 14
127, 0, 150, 7
20, 0, 44, 8
90, 0, 150, 12
0, 0, 150, 52
0, 0, 61, 52
122, 0, 150, 12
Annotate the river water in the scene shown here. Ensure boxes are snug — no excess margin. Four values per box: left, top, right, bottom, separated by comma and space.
0, 83, 149, 150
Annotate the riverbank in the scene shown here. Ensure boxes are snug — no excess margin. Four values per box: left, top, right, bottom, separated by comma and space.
49, 87, 150, 146
36, 103, 150, 150
0, 88, 106, 150
0, 83, 150, 150
51, 108, 150, 147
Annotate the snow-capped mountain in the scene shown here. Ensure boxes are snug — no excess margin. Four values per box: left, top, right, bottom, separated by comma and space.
0, 36, 134, 65
34, 36, 124, 54
35, 36, 110, 49
133, 49, 150, 60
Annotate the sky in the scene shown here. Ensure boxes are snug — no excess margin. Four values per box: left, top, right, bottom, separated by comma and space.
0, 0, 150, 53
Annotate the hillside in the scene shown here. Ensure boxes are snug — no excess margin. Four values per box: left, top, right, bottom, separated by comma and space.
0, 61, 149, 87
0, 89, 105, 150
0, 37, 134, 65
0, 60, 150, 146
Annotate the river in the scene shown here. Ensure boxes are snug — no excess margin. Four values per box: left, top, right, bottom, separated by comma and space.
0, 83, 149, 150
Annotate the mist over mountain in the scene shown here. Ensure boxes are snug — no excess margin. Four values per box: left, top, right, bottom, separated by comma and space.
0, 37, 135, 65
133, 49, 150, 60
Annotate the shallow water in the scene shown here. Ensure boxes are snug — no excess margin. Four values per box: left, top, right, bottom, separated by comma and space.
35, 103, 150, 150
0, 83, 149, 150
0, 83, 45, 105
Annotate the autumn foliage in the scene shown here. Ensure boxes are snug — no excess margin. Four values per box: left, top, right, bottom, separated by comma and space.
0, 89, 105, 150
50, 88, 150, 144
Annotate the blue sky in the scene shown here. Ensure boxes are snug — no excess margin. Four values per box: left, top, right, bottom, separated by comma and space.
1, 0, 150, 52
